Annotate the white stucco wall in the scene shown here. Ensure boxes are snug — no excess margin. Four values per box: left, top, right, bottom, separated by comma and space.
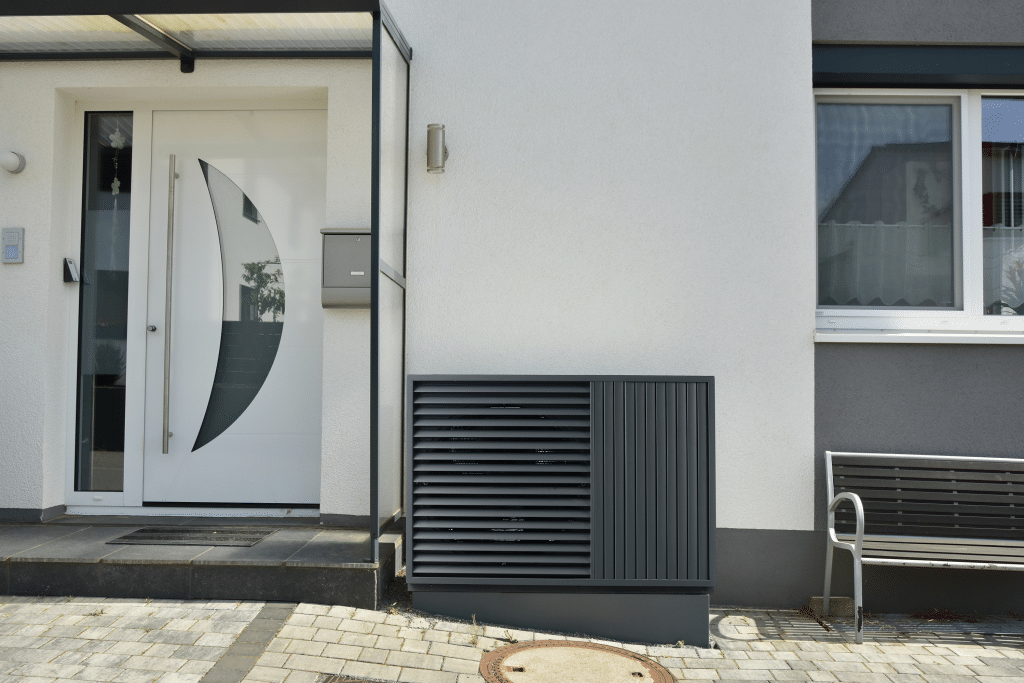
0, 76, 56, 510
1, 1, 816, 529
0, 60, 372, 515
390, 0, 817, 530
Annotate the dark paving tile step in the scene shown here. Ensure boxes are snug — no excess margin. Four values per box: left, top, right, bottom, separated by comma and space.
0, 524, 398, 610
2, 558, 389, 609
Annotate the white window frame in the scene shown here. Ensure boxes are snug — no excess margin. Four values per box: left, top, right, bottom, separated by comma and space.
814, 88, 1024, 344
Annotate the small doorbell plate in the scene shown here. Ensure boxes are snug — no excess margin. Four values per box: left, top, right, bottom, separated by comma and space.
2, 227, 24, 263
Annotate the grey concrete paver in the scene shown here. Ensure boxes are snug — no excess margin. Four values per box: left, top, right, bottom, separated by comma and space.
3, 597, 1024, 683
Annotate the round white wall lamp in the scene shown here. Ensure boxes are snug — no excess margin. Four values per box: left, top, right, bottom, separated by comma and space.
427, 124, 448, 173
1, 152, 25, 174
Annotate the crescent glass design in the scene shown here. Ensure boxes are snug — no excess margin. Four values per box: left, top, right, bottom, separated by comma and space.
193, 160, 284, 451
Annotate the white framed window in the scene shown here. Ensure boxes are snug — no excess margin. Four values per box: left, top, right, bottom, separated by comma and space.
815, 89, 1024, 343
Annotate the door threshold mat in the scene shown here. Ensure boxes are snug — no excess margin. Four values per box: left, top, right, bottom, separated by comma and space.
107, 526, 278, 547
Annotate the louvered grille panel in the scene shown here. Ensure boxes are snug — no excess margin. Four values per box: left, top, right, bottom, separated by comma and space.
409, 380, 592, 580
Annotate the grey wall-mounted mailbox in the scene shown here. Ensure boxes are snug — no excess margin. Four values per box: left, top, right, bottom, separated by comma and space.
322, 230, 371, 308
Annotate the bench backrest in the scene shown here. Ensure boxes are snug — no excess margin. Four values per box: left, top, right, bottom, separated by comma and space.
827, 451, 1024, 540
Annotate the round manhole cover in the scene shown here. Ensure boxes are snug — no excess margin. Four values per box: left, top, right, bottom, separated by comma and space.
479, 640, 674, 683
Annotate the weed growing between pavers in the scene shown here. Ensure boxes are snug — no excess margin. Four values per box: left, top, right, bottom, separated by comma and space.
911, 607, 980, 623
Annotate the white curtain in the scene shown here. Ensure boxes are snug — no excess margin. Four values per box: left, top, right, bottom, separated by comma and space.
984, 229, 1024, 312
818, 221, 953, 307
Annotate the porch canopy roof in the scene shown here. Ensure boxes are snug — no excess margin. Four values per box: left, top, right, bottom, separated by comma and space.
0, 0, 410, 69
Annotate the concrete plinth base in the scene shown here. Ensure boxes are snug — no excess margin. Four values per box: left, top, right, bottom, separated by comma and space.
808, 596, 854, 617
413, 591, 711, 648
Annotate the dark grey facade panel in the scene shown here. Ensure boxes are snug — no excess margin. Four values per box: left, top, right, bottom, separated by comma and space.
414, 591, 712, 648
814, 45, 1024, 88
813, 0, 1024, 46
808, 344, 1024, 615
715, 529, 824, 609
815, 344, 1024, 532
717, 527, 1024, 614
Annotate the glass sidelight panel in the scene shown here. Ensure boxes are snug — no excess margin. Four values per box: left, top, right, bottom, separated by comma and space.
76, 112, 132, 491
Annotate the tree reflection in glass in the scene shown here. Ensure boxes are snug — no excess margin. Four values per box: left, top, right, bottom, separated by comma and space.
193, 160, 285, 451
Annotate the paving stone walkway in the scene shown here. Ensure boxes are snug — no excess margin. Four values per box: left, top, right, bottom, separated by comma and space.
1, 595, 1022, 683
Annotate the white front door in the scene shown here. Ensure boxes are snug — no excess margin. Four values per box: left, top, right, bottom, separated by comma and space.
143, 109, 326, 505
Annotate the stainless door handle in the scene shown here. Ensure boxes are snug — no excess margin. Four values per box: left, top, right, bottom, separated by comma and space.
147, 325, 157, 332
163, 154, 178, 454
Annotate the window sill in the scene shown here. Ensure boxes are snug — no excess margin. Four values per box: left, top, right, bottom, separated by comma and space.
814, 330, 1024, 344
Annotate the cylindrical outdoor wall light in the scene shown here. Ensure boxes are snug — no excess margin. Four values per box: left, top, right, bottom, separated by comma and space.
0, 152, 25, 174
427, 124, 448, 173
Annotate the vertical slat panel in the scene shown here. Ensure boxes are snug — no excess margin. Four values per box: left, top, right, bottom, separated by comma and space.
645, 382, 657, 578
591, 382, 603, 580
624, 382, 636, 580
603, 382, 615, 579
656, 383, 668, 580
677, 382, 688, 579
706, 378, 716, 585
666, 384, 678, 580
697, 382, 709, 581
687, 382, 699, 580
613, 381, 625, 581
633, 383, 647, 578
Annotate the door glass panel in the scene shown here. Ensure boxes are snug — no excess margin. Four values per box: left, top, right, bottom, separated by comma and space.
192, 160, 284, 451
76, 112, 132, 491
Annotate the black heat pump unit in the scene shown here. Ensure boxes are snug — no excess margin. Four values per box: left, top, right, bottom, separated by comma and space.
405, 375, 715, 646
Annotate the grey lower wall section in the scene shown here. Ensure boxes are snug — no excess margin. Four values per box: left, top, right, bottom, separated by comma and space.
813, 0, 1024, 45
718, 527, 1024, 614
807, 343, 1024, 613
0, 506, 65, 523
414, 591, 711, 648
715, 529, 824, 609
815, 343, 1024, 527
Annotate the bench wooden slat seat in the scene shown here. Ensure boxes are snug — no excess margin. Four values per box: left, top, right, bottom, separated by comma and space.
824, 451, 1024, 643
837, 534, 1024, 566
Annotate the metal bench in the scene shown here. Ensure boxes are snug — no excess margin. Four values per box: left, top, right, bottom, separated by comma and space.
823, 450, 1024, 643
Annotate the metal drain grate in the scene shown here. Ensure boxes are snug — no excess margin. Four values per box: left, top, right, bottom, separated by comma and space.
107, 526, 277, 547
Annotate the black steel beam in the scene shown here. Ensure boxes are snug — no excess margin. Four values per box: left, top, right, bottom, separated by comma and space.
1, 0, 381, 16
369, 10, 382, 565
111, 14, 194, 59
815, 44, 1024, 88
380, 0, 411, 63
188, 50, 373, 59
0, 50, 373, 62
0, 51, 170, 61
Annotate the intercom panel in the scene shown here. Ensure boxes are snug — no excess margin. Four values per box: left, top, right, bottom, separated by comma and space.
2, 227, 24, 264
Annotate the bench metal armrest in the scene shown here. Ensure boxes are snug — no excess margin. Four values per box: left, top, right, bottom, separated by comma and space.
827, 491, 864, 557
